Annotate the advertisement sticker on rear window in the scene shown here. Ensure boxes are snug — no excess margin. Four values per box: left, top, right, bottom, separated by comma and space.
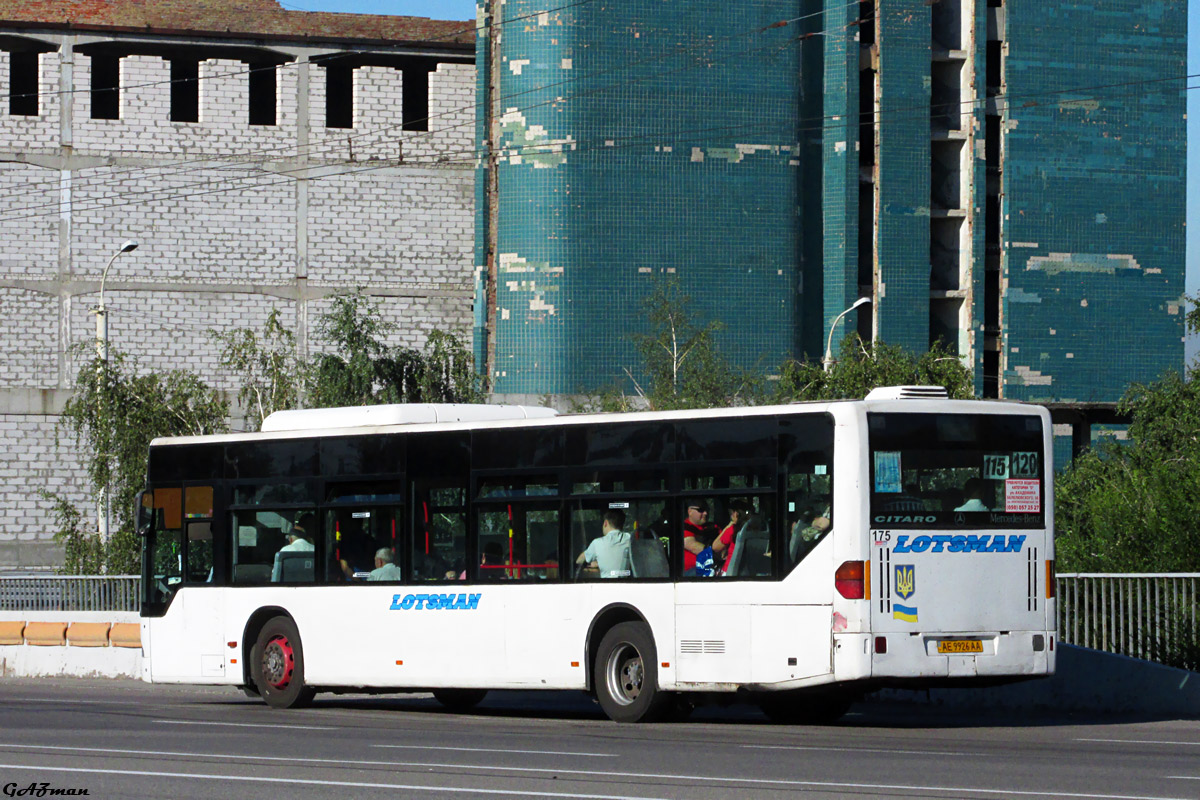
874, 451, 902, 493
1005, 479, 1040, 513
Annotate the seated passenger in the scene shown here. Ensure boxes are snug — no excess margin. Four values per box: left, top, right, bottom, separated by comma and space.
337, 529, 373, 580
575, 509, 632, 579
713, 499, 750, 576
368, 547, 403, 581
271, 513, 315, 582
682, 503, 716, 576
955, 477, 991, 512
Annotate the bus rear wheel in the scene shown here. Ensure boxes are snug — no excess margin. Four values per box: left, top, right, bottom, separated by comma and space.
595, 621, 670, 723
253, 616, 316, 709
433, 689, 488, 712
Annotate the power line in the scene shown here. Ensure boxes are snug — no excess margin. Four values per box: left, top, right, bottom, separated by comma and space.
0, 0, 832, 203
0, 6, 833, 212
3, 0, 596, 105
3, 65, 1191, 227
0, 7, 1189, 222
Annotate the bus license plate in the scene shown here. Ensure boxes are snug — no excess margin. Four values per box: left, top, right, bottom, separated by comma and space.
937, 640, 983, 654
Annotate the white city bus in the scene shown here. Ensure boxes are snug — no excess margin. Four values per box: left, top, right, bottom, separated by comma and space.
138, 387, 1056, 723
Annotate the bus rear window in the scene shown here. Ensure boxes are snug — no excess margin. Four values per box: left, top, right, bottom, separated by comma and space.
867, 413, 1045, 529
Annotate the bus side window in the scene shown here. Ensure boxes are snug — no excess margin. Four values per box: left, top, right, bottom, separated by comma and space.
475, 505, 559, 581
781, 414, 836, 572
412, 483, 467, 581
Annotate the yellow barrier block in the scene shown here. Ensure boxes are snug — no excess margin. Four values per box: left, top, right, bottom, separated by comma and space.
67, 622, 112, 648
23, 621, 68, 646
0, 620, 26, 645
109, 623, 141, 649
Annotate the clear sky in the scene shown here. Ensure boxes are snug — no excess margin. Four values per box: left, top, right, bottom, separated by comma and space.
293, 0, 1198, 361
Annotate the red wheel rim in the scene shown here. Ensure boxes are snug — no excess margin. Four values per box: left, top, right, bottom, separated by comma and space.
262, 634, 295, 690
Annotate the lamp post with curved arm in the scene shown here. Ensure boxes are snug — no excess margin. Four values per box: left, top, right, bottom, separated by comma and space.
95, 239, 139, 362
93, 239, 139, 543
823, 296, 871, 372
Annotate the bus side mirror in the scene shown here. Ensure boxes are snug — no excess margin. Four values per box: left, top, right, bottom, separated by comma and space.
136, 491, 153, 536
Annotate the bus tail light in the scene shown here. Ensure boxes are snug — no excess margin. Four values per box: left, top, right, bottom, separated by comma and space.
1046, 560, 1055, 598
835, 560, 866, 599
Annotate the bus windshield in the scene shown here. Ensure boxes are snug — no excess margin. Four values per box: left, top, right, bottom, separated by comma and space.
867, 412, 1045, 529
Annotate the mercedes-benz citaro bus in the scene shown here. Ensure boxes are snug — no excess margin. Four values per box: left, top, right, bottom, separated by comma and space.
137, 387, 1055, 723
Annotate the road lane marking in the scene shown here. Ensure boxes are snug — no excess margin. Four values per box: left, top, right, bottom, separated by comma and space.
744, 744, 974, 757
373, 745, 615, 758
153, 719, 337, 730
0, 745, 1192, 800
1167, 777, 1200, 781
0, 765, 667, 800
1078, 739, 1200, 747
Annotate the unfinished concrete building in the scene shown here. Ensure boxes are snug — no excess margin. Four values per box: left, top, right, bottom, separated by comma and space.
0, 0, 475, 568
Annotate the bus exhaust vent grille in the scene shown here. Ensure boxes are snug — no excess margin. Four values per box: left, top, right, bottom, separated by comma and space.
680, 640, 726, 654
865, 386, 949, 401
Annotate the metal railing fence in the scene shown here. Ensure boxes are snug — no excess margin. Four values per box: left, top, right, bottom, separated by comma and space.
0, 575, 140, 613
1056, 573, 1200, 671
1, 573, 1198, 670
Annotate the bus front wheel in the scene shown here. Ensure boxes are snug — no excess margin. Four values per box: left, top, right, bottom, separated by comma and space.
253, 616, 316, 709
594, 622, 670, 723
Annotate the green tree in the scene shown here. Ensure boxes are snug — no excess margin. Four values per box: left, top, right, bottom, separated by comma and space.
217, 292, 484, 418
210, 308, 301, 431
52, 350, 230, 573
774, 334, 975, 401
601, 278, 759, 411
1055, 370, 1200, 574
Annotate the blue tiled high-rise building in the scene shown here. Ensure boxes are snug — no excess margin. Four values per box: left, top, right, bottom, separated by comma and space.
475, 0, 1186, 402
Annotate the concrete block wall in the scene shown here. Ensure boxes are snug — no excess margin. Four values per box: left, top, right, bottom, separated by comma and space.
308, 169, 474, 290
0, 50, 60, 153
0, 416, 90, 569
0, 31, 477, 569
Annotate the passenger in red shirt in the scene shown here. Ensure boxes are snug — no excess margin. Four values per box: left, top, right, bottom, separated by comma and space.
712, 499, 751, 576
682, 503, 711, 574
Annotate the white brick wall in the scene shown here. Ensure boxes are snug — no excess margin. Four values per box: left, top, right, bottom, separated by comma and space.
0, 50, 61, 153
0, 415, 90, 565
0, 163, 60, 277
0, 289, 58, 385
0, 33, 477, 569
307, 169, 473, 288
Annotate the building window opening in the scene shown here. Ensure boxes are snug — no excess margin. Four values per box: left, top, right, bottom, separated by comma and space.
8, 50, 39, 116
90, 54, 120, 120
402, 65, 430, 132
248, 61, 277, 126
325, 62, 354, 128
170, 58, 199, 123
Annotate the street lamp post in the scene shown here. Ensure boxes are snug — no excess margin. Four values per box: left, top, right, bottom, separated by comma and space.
95, 239, 139, 363
94, 239, 139, 544
823, 296, 871, 372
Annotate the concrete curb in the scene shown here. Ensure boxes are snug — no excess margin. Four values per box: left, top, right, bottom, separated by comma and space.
0, 612, 142, 679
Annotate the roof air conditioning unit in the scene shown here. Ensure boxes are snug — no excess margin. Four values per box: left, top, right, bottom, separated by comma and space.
865, 386, 950, 401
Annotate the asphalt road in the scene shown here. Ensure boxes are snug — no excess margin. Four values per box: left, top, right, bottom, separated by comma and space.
0, 679, 1197, 800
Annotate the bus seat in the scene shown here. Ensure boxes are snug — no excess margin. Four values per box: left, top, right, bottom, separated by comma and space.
740, 533, 772, 577
630, 538, 669, 578
727, 524, 770, 577
233, 564, 272, 584
276, 552, 315, 582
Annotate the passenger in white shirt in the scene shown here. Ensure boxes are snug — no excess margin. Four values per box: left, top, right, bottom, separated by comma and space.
368, 547, 403, 581
576, 509, 632, 579
955, 478, 991, 512
272, 513, 315, 581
